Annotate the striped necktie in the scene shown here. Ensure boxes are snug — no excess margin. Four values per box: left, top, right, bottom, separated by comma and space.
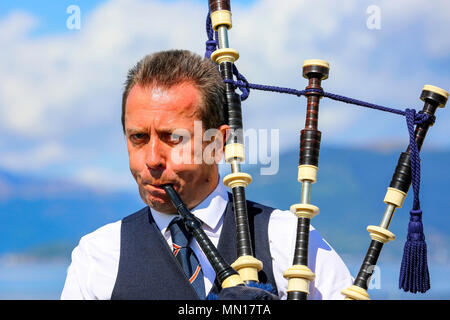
169, 217, 206, 299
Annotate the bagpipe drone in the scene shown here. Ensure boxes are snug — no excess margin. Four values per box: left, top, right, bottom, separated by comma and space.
167, 0, 448, 300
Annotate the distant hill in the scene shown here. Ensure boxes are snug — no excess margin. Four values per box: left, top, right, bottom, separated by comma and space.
243, 146, 450, 264
1, 146, 449, 267
0, 170, 143, 257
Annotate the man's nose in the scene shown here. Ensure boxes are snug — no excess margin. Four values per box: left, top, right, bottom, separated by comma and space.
145, 136, 166, 170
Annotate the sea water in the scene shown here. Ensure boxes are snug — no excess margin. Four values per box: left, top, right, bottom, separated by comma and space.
0, 261, 448, 300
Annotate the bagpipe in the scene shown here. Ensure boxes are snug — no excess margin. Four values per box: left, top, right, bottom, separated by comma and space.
167, 0, 448, 300
162, 184, 278, 300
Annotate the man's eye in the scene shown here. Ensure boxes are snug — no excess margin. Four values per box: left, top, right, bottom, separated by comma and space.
170, 133, 183, 144
130, 133, 148, 142
169, 132, 189, 145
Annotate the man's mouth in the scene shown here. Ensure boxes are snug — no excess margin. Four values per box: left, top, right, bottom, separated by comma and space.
142, 181, 179, 193
150, 184, 164, 189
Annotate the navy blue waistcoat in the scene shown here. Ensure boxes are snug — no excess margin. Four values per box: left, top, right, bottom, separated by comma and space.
111, 194, 278, 300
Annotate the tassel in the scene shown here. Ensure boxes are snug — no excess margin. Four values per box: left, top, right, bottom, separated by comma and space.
399, 209, 430, 293
398, 109, 431, 293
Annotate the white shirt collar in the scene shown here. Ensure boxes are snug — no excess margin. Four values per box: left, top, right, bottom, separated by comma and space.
151, 178, 229, 235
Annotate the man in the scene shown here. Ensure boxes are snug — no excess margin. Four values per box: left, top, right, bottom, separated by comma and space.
61, 49, 353, 300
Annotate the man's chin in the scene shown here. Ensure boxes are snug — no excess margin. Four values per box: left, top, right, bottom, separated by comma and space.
142, 194, 177, 214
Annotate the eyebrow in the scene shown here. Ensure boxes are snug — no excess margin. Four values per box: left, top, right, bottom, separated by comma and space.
125, 126, 189, 136
125, 127, 145, 135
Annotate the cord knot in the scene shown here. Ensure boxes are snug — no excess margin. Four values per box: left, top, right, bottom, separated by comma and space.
407, 209, 425, 241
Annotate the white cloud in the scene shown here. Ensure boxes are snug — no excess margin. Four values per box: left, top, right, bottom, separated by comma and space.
231, 0, 450, 149
74, 166, 136, 192
0, 142, 66, 172
0, 0, 448, 186
380, 0, 450, 58
0, 11, 38, 42
0, 0, 206, 137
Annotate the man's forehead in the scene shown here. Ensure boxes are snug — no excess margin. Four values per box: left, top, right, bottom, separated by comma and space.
125, 82, 203, 130
149, 86, 169, 101
127, 82, 201, 113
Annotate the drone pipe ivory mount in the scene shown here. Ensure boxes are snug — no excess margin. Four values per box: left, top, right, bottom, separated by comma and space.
208, 0, 263, 284
283, 59, 330, 300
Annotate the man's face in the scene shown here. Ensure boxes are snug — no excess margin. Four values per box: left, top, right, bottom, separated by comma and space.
124, 82, 227, 213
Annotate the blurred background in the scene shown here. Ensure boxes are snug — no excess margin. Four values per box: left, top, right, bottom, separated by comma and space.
0, 0, 449, 299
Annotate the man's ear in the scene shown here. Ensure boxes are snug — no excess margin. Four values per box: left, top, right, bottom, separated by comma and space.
202, 124, 230, 165
211, 124, 230, 164
218, 124, 231, 151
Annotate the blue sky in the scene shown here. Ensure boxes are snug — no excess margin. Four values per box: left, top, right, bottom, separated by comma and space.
0, 1, 448, 301
0, 0, 449, 191
0, 0, 258, 36
0, 0, 106, 35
